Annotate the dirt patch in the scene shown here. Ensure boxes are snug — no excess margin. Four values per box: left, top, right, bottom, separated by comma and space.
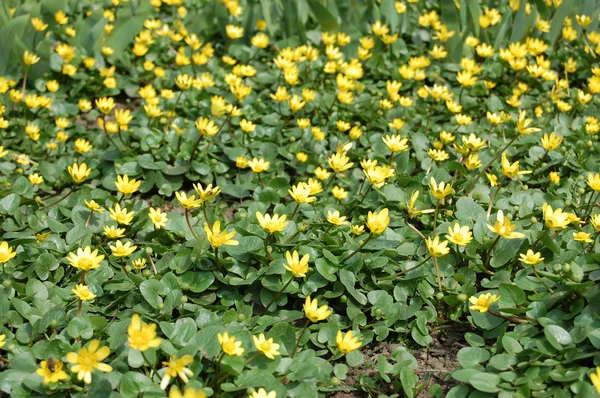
332, 330, 465, 397
414, 330, 465, 397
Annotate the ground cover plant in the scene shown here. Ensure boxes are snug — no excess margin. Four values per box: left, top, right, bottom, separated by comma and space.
0, 0, 600, 396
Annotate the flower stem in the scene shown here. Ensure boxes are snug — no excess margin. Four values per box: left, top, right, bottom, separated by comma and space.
531, 264, 553, 293
432, 200, 440, 235
184, 209, 199, 239
464, 133, 519, 194
85, 211, 93, 227
290, 202, 300, 220
43, 187, 75, 209
432, 256, 443, 290
483, 235, 501, 273
257, 173, 265, 189
264, 276, 294, 311
120, 258, 129, 276
291, 319, 310, 358
488, 309, 535, 324
386, 255, 432, 279
341, 233, 373, 263
486, 176, 506, 220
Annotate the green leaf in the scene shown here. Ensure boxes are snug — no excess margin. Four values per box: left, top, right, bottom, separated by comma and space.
544, 324, 573, 349
339, 269, 367, 305
139, 279, 167, 309
498, 283, 526, 306
490, 238, 524, 268
468, 372, 500, 393
457, 347, 490, 368
0, 194, 21, 214
455, 197, 485, 222
550, 0, 573, 46
307, 0, 339, 32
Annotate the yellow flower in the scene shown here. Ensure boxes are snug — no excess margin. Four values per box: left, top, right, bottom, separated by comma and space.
540, 132, 563, 151
109, 204, 135, 225
406, 191, 434, 218
66, 340, 113, 384
175, 74, 193, 90
429, 177, 454, 204
132, 258, 147, 269
72, 284, 96, 301
517, 110, 541, 135
103, 225, 125, 239
66, 246, 104, 271
195, 117, 219, 136
28, 173, 44, 185
75, 138, 92, 154
236, 156, 249, 168
36, 360, 69, 384
95, 97, 115, 114
218, 332, 244, 356
148, 207, 168, 228
543, 203, 571, 231
314, 167, 331, 181
0, 334, 5, 349
115, 175, 142, 195
204, 221, 238, 248
469, 293, 500, 313
252, 334, 281, 360
326, 210, 349, 226
501, 153, 531, 179
382, 134, 409, 152
336, 330, 362, 354
573, 231, 593, 243
303, 296, 332, 322
109, 240, 137, 257
446, 223, 472, 246
549, 172, 560, 184
332, 186, 348, 200
0, 146, 8, 158
587, 173, 600, 191
0, 241, 16, 264
193, 183, 221, 202
590, 214, 600, 232
31, 17, 48, 31
350, 224, 365, 235
366, 208, 390, 234
226, 24, 244, 39
486, 173, 498, 187
168, 386, 207, 398
176, 191, 203, 210
426, 236, 450, 257
256, 212, 289, 233
249, 158, 270, 173
128, 314, 162, 351
487, 210, 526, 239
68, 162, 91, 183
160, 355, 194, 390
516, 249, 544, 265
590, 367, 600, 394
289, 182, 316, 204
328, 152, 354, 173
249, 388, 277, 398
23, 51, 40, 65
465, 154, 482, 170
284, 250, 310, 277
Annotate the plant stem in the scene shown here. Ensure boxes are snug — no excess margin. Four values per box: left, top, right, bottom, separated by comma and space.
341, 233, 373, 262
432, 200, 440, 235
85, 211, 93, 227
102, 114, 123, 154
488, 309, 535, 324
257, 173, 265, 188
486, 177, 506, 220
291, 319, 310, 358
290, 202, 301, 220
43, 187, 75, 209
432, 256, 443, 290
184, 208, 199, 239
531, 264, 554, 293
120, 258, 129, 276
464, 133, 519, 194
483, 235, 501, 273
386, 255, 432, 279
263, 276, 294, 311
